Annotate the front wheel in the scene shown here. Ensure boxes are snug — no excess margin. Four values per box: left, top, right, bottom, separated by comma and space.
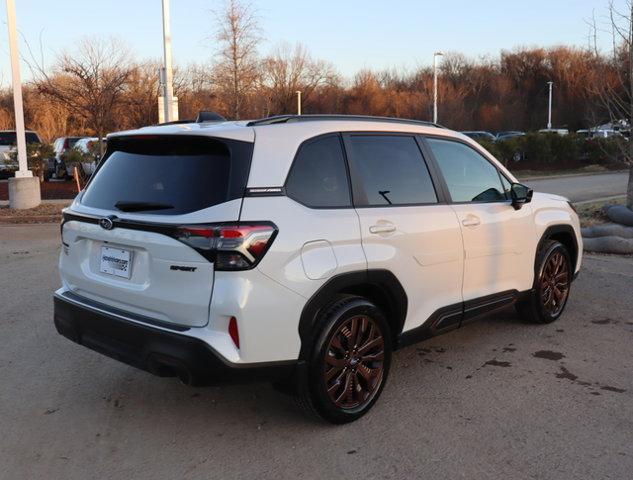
516, 240, 572, 324
295, 296, 392, 424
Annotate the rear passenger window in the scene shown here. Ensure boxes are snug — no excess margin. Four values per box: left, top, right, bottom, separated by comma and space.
427, 138, 507, 203
285, 135, 351, 208
348, 135, 437, 207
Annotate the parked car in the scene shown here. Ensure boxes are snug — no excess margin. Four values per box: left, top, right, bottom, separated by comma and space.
73, 137, 105, 176
53, 136, 83, 158
460, 131, 496, 141
576, 129, 626, 138
0, 130, 42, 179
73, 137, 97, 154
576, 129, 591, 138
496, 131, 525, 141
48, 136, 84, 179
54, 114, 582, 423
538, 128, 569, 136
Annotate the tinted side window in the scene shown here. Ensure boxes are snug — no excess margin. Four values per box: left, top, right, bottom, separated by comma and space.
427, 138, 507, 203
348, 135, 437, 206
285, 135, 351, 208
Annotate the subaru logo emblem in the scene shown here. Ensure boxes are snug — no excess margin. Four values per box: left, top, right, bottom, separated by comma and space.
99, 217, 114, 230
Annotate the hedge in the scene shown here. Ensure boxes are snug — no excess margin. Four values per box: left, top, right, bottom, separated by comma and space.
476, 133, 629, 170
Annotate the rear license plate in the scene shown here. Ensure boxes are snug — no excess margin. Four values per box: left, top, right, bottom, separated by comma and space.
99, 246, 132, 279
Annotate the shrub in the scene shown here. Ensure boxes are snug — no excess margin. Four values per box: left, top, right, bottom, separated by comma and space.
583, 137, 627, 165
8, 142, 55, 179
476, 133, 628, 170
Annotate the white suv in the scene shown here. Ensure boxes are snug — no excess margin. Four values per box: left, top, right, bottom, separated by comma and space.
54, 115, 582, 423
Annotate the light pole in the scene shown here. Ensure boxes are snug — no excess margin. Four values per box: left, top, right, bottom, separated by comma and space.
6, 0, 40, 209
161, 0, 174, 123
547, 81, 553, 130
433, 51, 444, 124
296, 91, 302, 115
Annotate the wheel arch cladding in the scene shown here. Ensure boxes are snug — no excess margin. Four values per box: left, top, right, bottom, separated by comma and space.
539, 225, 578, 272
298, 269, 408, 359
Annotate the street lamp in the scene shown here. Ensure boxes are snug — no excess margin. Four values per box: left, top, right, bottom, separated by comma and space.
547, 81, 553, 130
161, 0, 174, 123
433, 51, 444, 124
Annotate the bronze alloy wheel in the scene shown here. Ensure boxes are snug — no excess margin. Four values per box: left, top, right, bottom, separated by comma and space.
323, 315, 385, 410
540, 250, 570, 316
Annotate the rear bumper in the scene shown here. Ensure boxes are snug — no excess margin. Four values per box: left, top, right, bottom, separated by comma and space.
53, 293, 296, 386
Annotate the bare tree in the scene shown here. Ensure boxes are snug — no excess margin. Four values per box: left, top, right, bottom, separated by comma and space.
121, 60, 161, 129
588, 1, 633, 209
176, 63, 222, 120
32, 36, 133, 155
213, 0, 260, 119
260, 43, 338, 115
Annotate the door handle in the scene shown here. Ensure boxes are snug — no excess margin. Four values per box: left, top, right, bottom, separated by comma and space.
461, 216, 481, 227
369, 223, 396, 234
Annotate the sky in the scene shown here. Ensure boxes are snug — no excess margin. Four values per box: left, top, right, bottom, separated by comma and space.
0, 0, 623, 84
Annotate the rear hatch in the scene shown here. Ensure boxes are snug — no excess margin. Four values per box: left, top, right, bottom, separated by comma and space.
59, 134, 253, 328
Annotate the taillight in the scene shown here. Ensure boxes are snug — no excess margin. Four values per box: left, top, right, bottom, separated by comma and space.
174, 222, 277, 271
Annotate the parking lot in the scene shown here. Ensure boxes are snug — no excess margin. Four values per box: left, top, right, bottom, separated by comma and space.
1, 223, 632, 480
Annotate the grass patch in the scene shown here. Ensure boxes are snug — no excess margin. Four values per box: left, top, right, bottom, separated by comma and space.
575, 197, 626, 228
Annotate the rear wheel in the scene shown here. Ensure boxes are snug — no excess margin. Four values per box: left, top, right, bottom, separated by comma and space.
295, 295, 392, 424
516, 240, 572, 324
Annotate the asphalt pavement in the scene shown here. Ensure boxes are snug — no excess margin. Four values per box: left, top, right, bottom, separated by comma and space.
521, 171, 629, 203
1, 224, 632, 479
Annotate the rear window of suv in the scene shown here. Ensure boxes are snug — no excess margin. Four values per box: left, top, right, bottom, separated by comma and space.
80, 135, 253, 215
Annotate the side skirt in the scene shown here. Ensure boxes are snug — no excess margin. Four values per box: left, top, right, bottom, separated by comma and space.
396, 289, 531, 349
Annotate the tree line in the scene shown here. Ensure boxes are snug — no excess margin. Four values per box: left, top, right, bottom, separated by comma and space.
0, 0, 624, 143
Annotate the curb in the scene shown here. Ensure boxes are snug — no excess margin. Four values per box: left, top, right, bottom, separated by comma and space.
574, 195, 626, 206
0, 216, 62, 224
0, 199, 72, 206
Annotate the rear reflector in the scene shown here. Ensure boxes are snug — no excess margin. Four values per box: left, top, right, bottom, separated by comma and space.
228, 316, 240, 349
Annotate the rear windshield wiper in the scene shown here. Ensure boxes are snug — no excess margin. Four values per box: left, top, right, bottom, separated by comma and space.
114, 201, 175, 212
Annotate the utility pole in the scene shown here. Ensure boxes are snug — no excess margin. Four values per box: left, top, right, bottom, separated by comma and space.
162, 0, 174, 123
296, 91, 302, 115
547, 81, 553, 130
6, 0, 40, 209
433, 51, 444, 124
6, 0, 27, 177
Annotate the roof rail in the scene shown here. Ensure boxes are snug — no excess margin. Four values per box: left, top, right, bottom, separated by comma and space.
246, 114, 444, 128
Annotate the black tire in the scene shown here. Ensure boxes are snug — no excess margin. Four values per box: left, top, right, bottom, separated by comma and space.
295, 295, 392, 424
516, 240, 572, 324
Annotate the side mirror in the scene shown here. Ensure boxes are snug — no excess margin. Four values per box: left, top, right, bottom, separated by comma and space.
510, 183, 533, 210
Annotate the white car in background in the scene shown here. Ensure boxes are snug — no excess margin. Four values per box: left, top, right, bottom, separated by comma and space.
0, 130, 42, 178
538, 128, 569, 136
54, 114, 582, 423
576, 129, 626, 140
73, 137, 105, 175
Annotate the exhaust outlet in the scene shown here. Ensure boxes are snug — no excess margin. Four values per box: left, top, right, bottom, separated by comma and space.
147, 354, 193, 385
